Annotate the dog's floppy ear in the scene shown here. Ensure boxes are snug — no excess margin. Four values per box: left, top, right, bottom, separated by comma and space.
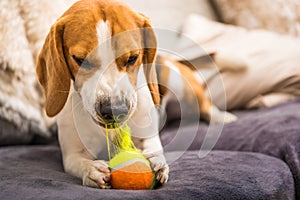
142, 17, 160, 105
36, 19, 70, 117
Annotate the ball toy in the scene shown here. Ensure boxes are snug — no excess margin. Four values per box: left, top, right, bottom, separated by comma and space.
109, 151, 155, 190
105, 124, 156, 190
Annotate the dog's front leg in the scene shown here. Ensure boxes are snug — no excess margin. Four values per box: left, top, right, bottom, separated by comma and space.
141, 135, 169, 184
129, 87, 169, 185
132, 134, 169, 185
57, 93, 111, 189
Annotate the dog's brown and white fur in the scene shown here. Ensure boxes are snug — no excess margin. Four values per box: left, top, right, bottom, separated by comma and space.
36, 0, 236, 189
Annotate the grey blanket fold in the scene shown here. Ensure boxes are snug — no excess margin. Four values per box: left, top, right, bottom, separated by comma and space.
161, 98, 300, 199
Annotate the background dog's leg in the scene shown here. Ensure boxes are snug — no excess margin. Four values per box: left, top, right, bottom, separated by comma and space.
158, 56, 237, 124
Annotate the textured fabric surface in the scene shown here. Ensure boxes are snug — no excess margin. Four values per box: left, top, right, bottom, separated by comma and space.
0, 0, 76, 145
0, 144, 294, 200
161, 98, 300, 199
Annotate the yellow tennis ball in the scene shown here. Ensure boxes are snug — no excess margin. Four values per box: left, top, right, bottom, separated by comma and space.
109, 151, 155, 190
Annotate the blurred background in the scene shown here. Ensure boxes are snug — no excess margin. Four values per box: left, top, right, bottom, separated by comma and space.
124, 0, 300, 35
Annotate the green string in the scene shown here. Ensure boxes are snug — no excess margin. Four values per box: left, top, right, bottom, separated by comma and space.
105, 123, 139, 160
113, 124, 137, 152
105, 124, 111, 161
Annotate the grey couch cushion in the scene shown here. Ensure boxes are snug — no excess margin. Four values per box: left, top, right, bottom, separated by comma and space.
0, 144, 294, 200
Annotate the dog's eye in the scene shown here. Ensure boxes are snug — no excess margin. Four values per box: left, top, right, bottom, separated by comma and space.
125, 54, 139, 67
72, 55, 84, 66
72, 55, 92, 69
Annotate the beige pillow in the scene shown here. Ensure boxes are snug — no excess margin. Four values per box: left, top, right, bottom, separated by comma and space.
177, 14, 300, 110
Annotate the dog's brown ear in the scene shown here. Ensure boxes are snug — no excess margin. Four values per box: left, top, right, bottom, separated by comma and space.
36, 19, 70, 117
142, 17, 160, 105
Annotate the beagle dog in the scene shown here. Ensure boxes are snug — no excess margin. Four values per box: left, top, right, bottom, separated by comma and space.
36, 0, 236, 189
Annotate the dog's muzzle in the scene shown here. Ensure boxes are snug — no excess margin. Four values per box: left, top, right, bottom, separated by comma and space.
95, 98, 130, 125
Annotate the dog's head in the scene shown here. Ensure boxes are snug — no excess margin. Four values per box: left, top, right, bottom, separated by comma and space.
36, 0, 160, 127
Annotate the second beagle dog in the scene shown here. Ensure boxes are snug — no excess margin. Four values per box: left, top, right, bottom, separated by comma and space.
36, 0, 237, 189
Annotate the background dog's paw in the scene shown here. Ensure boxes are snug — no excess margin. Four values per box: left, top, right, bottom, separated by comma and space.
222, 111, 238, 124
209, 105, 237, 124
82, 160, 111, 189
148, 154, 169, 184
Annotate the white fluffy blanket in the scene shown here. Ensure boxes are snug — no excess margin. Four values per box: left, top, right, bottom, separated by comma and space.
0, 0, 76, 144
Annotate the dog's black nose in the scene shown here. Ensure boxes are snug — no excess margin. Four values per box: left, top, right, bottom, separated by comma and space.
95, 100, 129, 124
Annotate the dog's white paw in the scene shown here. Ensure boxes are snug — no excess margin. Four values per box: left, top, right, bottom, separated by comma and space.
209, 105, 237, 125
147, 154, 169, 184
82, 160, 111, 189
